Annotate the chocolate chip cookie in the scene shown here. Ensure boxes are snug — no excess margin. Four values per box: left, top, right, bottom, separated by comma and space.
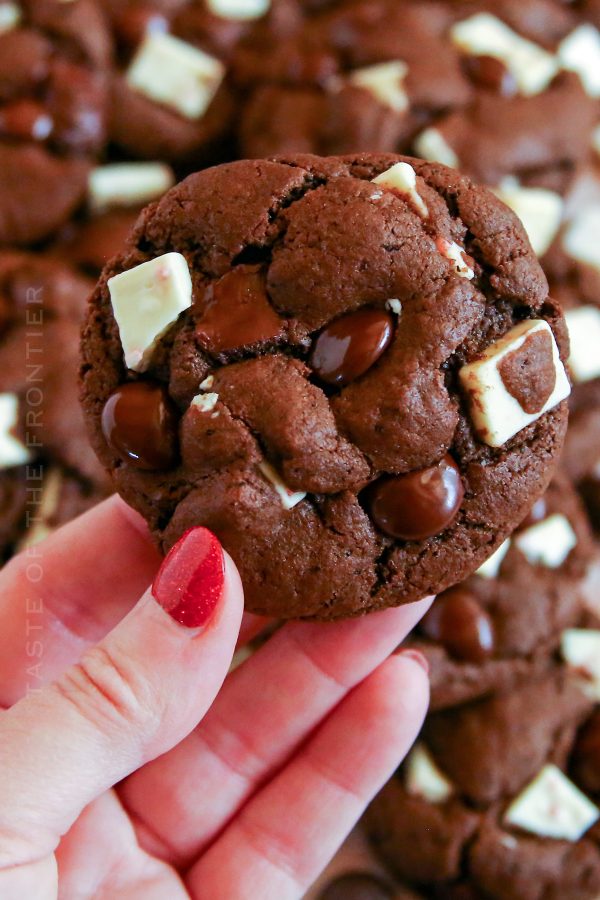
406, 472, 595, 710
0, 0, 111, 245
0, 250, 110, 487
80, 153, 570, 619
104, 0, 256, 162
366, 671, 600, 899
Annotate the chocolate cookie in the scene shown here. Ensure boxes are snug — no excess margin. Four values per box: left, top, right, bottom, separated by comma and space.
366, 671, 600, 899
0, 251, 109, 487
236, 0, 471, 158
0, 0, 111, 245
80, 153, 571, 619
104, 0, 259, 162
16, 465, 111, 550
406, 472, 595, 710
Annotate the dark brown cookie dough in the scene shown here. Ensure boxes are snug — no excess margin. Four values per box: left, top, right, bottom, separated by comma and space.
0, 0, 111, 245
80, 153, 570, 619
366, 671, 600, 899
406, 472, 595, 710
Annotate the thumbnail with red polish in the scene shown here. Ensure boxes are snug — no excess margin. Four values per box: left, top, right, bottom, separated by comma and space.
152, 528, 225, 628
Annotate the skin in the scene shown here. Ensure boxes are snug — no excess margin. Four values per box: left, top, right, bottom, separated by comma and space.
0, 496, 431, 899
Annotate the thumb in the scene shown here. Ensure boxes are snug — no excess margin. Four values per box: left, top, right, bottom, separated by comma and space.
0, 528, 244, 870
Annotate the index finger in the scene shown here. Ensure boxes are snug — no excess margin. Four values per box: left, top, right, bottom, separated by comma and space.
0, 495, 160, 705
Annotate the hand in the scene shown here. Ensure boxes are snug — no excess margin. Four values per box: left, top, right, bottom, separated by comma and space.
0, 496, 431, 899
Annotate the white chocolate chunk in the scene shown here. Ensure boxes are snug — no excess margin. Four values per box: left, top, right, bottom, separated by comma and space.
199, 374, 215, 390
493, 179, 563, 258
414, 127, 459, 169
436, 238, 475, 280
386, 299, 402, 315
348, 61, 409, 113
88, 163, 175, 211
504, 764, 599, 841
0, 394, 30, 469
17, 468, 63, 551
561, 628, 600, 701
563, 205, 600, 272
559, 25, 600, 98
259, 461, 306, 510
459, 320, 570, 448
450, 13, 559, 97
108, 252, 193, 372
127, 33, 225, 120
405, 744, 453, 804
515, 514, 577, 568
372, 163, 428, 217
191, 392, 219, 413
565, 306, 600, 383
476, 539, 511, 579
0, 2, 20, 32
206, 0, 270, 20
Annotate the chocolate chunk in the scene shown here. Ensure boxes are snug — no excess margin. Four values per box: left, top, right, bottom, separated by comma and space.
499, 328, 557, 414
421, 587, 495, 663
101, 381, 179, 471
369, 456, 464, 541
196, 266, 284, 354
316, 872, 395, 900
310, 308, 394, 387
0, 100, 53, 142
572, 712, 600, 796
462, 55, 518, 96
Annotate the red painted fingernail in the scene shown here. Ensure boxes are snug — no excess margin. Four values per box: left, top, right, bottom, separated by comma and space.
396, 648, 430, 675
152, 528, 225, 628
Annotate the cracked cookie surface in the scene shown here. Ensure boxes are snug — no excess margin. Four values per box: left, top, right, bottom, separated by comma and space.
80, 152, 569, 619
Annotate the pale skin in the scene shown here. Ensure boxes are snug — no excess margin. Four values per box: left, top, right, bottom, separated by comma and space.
0, 496, 431, 899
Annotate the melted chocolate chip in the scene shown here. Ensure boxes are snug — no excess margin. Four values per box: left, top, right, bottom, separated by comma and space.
0, 100, 53, 142
197, 266, 284, 354
499, 329, 556, 414
421, 587, 495, 663
572, 712, 600, 796
310, 309, 394, 387
316, 873, 395, 900
369, 455, 464, 541
101, 381, 179, 470
462, 55, 518, 97
517, 496, 548, 531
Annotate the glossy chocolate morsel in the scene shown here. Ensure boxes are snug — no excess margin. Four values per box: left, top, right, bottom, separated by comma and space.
101, 381, 179, 470
462, 55, 518, 96
310, 309, 394, 387
421, 586, 495, 663
369, 455, 464, 541
197, 266, 284, 354
572, 712, 600, 796
316, 872, 395, 900
0, 100, 53, 142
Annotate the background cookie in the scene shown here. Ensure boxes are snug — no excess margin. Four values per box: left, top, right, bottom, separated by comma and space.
81, 152, 570, 619
366, 671, 600, 899
406, 472, 595, 710
0, 0, 111, 244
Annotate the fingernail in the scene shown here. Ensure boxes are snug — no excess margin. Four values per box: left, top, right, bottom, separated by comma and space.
396, 648, 430, 675
152, 528, 225, 628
